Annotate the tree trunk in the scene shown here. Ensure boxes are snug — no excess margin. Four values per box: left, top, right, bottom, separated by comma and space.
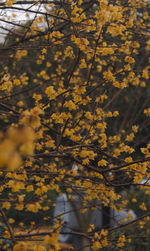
82, 237, 91, 251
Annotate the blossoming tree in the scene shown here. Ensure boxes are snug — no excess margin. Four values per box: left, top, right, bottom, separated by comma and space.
0, 0, 150, 250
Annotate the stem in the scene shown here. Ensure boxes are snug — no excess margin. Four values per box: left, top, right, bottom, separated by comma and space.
0, 207, 16, 244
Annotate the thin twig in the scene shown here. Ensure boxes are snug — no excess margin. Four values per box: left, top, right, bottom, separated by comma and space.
0, 207, 16, 244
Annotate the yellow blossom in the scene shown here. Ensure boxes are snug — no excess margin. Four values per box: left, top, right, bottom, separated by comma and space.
64, 100, 77, 110
45, 86, 56, 100
98, 159, 107, 166
2, 201, 11, 210
139, 202, 147, 211
13, 242, 27, 251
92, 241, 102, 250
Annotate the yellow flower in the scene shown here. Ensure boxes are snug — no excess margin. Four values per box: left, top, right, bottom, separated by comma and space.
13, 242, 26, 251
141, 147, 149, 155
5, 0, 16, 7
132, 125, 138, 133
124, 56, 135, 64
103, 70, 115, 81
33, 245, 46, 251
139, 202, 147, 211
124, 157, 133, 163
13, 79, 21, 86
2, 201, 11, 210
8, 218, 15, 224
142, 68, 149, 79
45, 86, 56, 100
117, 234, 126, 247
132, 198, 137, 203
113, 111, 119, 117
17, 101, 24, 107
98, 159, 107, 166
144, 108, 150, 116
64, 100, 77, 110
16, 203, 24, 211
126, 133, 134, 142
41, 48, 47, 54
26, 202, 41, 213
26, 185, 34, 192
44, 233, 59, 245
92, 241, 102, 250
